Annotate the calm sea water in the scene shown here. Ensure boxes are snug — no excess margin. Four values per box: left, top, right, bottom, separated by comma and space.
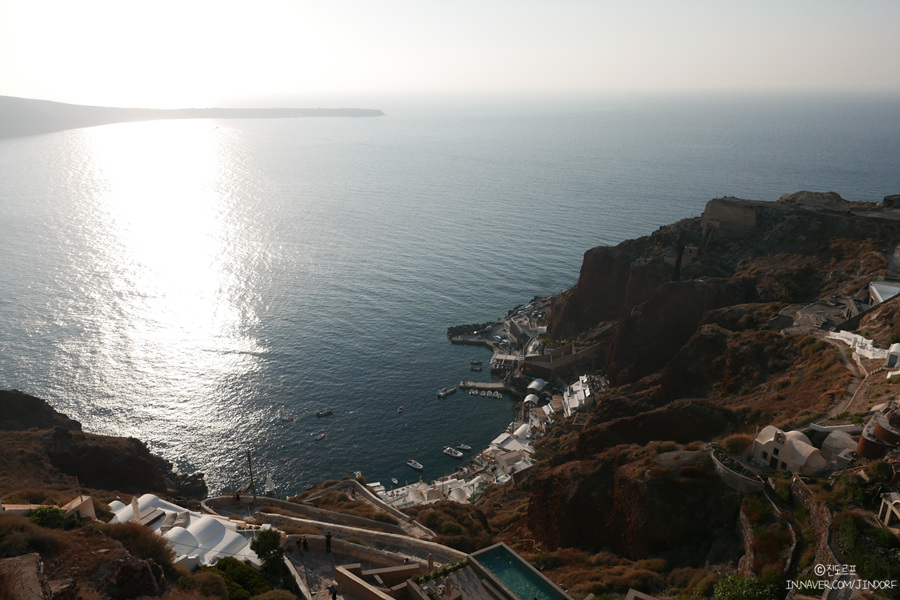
1, 94, 899, 495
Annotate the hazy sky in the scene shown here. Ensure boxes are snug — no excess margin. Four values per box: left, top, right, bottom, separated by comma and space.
2, 0, 899, 107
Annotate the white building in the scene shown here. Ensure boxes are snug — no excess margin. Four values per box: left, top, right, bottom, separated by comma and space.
751, 426, 829, 476
109, 494, 261, 570
562, 375, 593, 417
869, 280, 900, 306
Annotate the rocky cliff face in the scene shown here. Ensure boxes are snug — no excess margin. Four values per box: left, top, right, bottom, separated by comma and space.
549, 194, 900, 385
527, 444, 741, 561
0, 390, 204, 496
512, 193, 896, 568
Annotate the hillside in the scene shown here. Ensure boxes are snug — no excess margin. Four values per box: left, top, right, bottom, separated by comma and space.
473, 192, 900, 598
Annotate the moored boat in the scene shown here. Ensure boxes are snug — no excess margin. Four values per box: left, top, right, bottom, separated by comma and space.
391, 477, 399, 485
457, 443, 472, 451
470, 360, 482, 365
316, 408, 333, 417
437, 386, 457, 398
407, 459, 424, 470
398, 405, 404, 414
315, 431, 327, 440
443, 446, 464, 458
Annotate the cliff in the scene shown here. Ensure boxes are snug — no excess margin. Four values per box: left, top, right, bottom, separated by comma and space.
0, 390, 203, 498
550, 193, 900, 386
487, 192, 900, 587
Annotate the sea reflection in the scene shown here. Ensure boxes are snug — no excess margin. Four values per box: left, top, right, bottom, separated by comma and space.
74, 120, 267, 451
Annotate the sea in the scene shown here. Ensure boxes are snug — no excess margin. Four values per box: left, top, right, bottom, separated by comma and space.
1, 93, 899, 496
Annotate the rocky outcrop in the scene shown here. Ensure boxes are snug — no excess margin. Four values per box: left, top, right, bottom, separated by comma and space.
604, 278, 758, 385
527, 447, 742, 562
0, 389, 81, 431
0, 553, 52, 600
45, 427, 168, 493
575, 400, 736, 459
92, 554, 165, 599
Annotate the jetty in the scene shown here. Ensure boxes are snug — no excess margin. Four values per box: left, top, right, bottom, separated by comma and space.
459, 380, 507, 392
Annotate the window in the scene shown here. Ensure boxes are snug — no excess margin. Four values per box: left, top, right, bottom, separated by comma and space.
773, 447, 780, 456
761, 451, 768, 460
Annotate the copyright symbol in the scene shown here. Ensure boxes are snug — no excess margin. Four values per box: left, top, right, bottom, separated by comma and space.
814, 564, 826, 577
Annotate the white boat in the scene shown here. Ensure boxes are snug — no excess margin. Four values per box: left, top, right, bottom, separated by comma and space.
480, 390, 487, 397
457, 443, 472, 451
443, 446, 463, 458
391, 477, 399, 485
397, 405, 404, 414
407, 459, 424, 470
315, 432, 327, 440
264, 473, 275, 496
316, 407, 333, 417
437, 386, 457, 398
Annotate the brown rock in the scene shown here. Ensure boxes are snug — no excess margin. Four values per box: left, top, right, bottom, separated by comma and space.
0, 553, 52, 600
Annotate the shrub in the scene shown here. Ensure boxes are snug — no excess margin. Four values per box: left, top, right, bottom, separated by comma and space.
214, 557, 271, 597
27, 506, 67, 529
721, 434, 753, 455
712, 574, 777, 600
193, 571, 229, 599
0, 514, 60, 558
251, 591, 297, 600
98, 522, 175, 568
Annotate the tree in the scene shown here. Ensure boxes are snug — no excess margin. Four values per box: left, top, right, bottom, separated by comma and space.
713, 574, 777, 600
251, 529, 285, 580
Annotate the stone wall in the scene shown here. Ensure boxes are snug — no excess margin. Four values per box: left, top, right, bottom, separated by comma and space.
791, 478, 839, 570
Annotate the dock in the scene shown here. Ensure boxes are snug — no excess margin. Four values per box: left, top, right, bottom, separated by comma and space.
459, 380, 507, 391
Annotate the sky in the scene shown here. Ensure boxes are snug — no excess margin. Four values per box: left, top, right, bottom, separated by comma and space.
1, 0, 899, 108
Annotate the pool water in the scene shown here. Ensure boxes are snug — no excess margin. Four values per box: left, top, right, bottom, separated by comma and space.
471, 544, 569, 600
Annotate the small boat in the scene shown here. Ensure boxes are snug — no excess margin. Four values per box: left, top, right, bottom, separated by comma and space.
315, 432, 327, 440
281, 416, 294, 422
316, 408, 333, 417
493, 391, 502, 398
437, 386, 457, 398
457, 443, 472, 451
470, 360, 482, 366
443, 446, 464, 458
264, 473, 275, 496
398, 405, 404, 414
407, 459, 424, 471
391, 477, 399, 485
470, 365, 483, 372
480, 390, 487, 397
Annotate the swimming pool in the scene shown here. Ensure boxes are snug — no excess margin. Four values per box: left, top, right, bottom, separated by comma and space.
470, 544, 571, 600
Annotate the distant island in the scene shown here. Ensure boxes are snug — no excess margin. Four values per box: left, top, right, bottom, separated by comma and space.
0, 95, 385, 138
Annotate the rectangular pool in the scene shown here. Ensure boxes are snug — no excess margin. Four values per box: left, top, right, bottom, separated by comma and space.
469, 543, 571, 600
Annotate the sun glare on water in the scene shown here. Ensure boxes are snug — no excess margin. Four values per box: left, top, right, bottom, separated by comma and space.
75, 119, 267, 442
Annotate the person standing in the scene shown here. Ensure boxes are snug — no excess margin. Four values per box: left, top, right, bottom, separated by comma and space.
325, 531, 332, 553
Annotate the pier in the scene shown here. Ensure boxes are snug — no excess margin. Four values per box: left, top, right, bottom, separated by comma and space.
458, 380, 507, 391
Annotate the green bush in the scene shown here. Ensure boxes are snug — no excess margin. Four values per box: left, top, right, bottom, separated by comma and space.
713, 574, 777, 600
26, 506, 66, 529
215, 556, 271, 597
